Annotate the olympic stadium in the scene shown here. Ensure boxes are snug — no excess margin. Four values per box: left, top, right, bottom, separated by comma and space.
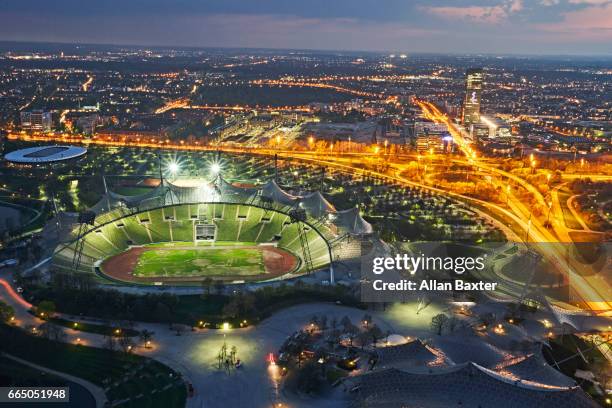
4, 145, 87, 164
50, 172, 372, 286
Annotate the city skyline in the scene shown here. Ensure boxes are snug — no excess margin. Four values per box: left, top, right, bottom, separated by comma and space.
1, 0, 611, 56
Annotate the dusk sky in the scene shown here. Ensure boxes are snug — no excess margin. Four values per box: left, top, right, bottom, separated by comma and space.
1, 0, 611, 55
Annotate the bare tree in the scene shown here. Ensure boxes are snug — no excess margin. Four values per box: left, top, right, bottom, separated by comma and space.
139, 329, 154, 348
431, 314, 449, 336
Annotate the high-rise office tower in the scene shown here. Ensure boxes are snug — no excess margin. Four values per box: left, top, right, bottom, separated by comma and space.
462, 68, 483, 129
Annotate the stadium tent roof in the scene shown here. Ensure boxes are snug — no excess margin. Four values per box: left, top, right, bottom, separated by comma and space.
82, 177, 372, 239
166, 181, 218, 203
261, 179, 299, 206
217, 177, 258, 202
299, 191, 336, 218
494, 352, 576, 388
350, 362, 598, 408
525, 291, 609, 333
374, 339, 445, 371
333, 207, 373, 235
90, 184, 168, 213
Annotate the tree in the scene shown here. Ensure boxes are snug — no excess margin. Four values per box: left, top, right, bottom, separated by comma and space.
362, 314, 372, 328
368, 324, 383, 346
103, 334, 117, 352
118, 333, 133, 354
39, 322, 65, 341
344, 323, 359, 347
153, 302, 172, 324
319, 315, 328, 331
201, 277, 214, 298
447, 316, 459, 333
214, 281, 226, 295
36, 300, 56, 318
230, 345, 237, 365
431, 314, 449, 336
0, 301, 14, 322
140, 329, 154, 348
340, 316, 352, 331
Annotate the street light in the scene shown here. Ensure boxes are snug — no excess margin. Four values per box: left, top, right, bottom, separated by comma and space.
211, 163, 221, 175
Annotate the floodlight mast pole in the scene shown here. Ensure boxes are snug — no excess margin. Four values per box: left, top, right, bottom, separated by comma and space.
274, 154, 278, 182
157, 153, 164, 187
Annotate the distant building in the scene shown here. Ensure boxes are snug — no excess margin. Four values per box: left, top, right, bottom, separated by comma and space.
414, 121, 453, 153
462, 69, 483, 130
475, 116, 515, 145
75, 114, 101, 135
20, 110, 52, 132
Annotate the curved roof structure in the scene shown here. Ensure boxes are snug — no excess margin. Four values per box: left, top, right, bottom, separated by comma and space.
374, 339, 446, 371
494, 352, 576, 388
5, 145, 87, 164
217, 177, 258, 202
261, 179, 299, 207
332, 207, 373, 235
299, 191, 336, 218
350, 362, 598, 408
82, 176, 372, 244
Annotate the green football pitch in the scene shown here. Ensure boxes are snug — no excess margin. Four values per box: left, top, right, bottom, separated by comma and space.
133, 246, 265, 277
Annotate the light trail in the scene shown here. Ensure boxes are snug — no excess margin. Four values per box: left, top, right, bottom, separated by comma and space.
81, 75, 94, 92
415, 99, 612, 313
0, 278, 32, 309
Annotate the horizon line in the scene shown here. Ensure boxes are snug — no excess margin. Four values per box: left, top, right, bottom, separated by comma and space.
1, 39, 611, 59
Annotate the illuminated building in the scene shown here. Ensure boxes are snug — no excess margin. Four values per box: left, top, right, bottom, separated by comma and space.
414, 121, 453, 153
20, 110, 52, 132
462, 69, 483, 130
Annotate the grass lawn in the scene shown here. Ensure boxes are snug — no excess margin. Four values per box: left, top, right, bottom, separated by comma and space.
133, 246, 264, 277
0, 324, 187, 408
50, 317, 140, 337
0, 355, 96, 407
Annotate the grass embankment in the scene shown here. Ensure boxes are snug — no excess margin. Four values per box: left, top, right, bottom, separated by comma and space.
0, 324, 187, 408
50, 316, 140, 337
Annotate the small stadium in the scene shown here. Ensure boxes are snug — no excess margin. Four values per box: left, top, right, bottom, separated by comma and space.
50, 172, 371, 286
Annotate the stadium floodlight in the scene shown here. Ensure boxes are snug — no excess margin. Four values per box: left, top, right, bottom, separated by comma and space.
168, 161, 180, 174
210, 163, 221, 175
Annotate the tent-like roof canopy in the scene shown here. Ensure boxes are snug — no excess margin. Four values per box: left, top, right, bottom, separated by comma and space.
85, 177, 372, 237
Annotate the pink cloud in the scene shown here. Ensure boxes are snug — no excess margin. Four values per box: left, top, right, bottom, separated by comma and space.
421, 0, 523, 24
422, 5, 508, 23
535, 2, 612, 40
568, 0, 611, 5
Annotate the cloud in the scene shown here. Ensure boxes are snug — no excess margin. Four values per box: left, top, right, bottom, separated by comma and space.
535, 2, 612, 39
421, 0, 523, 24
568, 0, 611, 5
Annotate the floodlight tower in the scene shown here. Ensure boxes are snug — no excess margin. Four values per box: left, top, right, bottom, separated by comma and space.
289, 207, 314, 275
72, 211, 97, 271
210, 162, 221, 182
